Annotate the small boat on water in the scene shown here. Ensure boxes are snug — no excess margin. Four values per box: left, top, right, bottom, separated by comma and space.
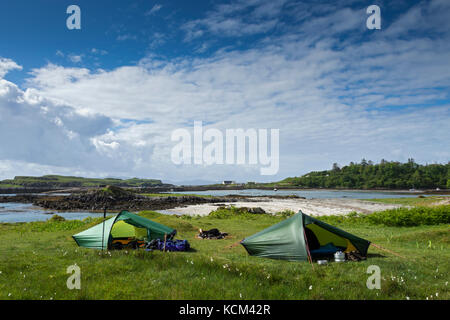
273, 188, 278, 191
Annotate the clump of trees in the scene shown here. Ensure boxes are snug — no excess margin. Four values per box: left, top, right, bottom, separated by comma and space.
282, 159, 450, 189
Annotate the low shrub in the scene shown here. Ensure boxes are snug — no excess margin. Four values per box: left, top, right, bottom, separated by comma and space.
365, 205, 450, 227
49, 214, 66, 222
208, 206, 258, 219
315, 206, 449, 227
275, 210, 296, 218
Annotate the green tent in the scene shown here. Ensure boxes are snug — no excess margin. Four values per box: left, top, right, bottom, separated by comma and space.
72, 210, 175, 250
241, 211, 370, 261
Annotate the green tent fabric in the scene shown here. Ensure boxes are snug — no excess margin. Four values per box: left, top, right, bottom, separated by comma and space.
241, 211, 370, 262
72, 210, 175, 250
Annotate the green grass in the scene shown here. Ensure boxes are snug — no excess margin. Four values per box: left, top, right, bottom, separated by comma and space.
365, 196, 449, 207
316, 206, 449, 227
0, 175, 163, 188
0, 208, 448, 300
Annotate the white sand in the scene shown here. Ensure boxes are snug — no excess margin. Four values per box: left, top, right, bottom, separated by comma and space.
159, 197, 403, 216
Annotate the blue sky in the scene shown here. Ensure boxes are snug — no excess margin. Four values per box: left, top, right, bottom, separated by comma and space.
0, 0, 449, 184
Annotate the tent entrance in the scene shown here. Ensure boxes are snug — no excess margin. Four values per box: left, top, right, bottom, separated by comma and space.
305, 224, 357, 258
110, 220, 148, 239
110, 221, 149, 249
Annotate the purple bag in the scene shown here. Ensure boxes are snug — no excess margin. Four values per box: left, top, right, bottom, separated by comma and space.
154, 239, 190, 251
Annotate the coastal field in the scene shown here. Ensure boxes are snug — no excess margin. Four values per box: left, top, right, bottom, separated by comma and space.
0, 203, 448, 300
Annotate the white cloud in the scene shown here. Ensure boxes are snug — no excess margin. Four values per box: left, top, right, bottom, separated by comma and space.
116, 34, 138, 41
182, 0, 287, 40
0, 66, 116, 175
0, 58, 22, 78
68, 54, 83, 63
91, 48, 108, 55
145, 4, 162, 16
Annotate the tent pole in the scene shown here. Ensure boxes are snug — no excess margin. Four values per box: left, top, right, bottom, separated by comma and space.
102, 207, 106, 251
303, 229, 314, 268
163, 233, 167, 252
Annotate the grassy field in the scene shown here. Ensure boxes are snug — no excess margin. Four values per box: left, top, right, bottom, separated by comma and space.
0, 175, 163, 188
0, 204, 448, 300
365, 196, 448, 207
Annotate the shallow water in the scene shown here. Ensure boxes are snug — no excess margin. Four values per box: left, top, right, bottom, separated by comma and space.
169, 189, 433, 199
0, 202, 103, 223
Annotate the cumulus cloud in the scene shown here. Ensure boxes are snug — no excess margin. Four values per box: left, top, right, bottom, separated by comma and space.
0, 64, 118, 178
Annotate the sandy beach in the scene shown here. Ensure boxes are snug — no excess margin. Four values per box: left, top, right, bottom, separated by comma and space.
158, 197, 403, 216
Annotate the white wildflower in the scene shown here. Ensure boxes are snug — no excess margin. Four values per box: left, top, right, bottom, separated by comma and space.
309, 285, 312, 290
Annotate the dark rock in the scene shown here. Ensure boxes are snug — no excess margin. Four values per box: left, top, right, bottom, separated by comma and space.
248, 207, 266, 214
30, 186, 250, 211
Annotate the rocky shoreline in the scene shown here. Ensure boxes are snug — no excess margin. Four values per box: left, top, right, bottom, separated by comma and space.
0, 186, 255, 212
32, 194, 249, 211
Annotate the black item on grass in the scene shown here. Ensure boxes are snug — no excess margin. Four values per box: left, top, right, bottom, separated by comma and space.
198, 228, 228, 239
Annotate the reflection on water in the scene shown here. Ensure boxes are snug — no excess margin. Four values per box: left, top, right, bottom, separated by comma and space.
0, 202, 103, 223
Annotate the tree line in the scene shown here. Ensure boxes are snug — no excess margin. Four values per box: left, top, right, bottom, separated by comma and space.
281, 159, 450, 189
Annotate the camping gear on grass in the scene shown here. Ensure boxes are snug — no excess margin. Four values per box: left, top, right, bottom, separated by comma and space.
145, 239, 190, 252
111, 238, 146, 250
345, 251, 366, 261
72, 210, 176, 250
197, 228, 228, 239
240, 210, 371, 262
334, 251, 346, 262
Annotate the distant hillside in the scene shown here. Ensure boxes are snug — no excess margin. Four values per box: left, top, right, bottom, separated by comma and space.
0, 175, 165, 189
279, 159, 450, 190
